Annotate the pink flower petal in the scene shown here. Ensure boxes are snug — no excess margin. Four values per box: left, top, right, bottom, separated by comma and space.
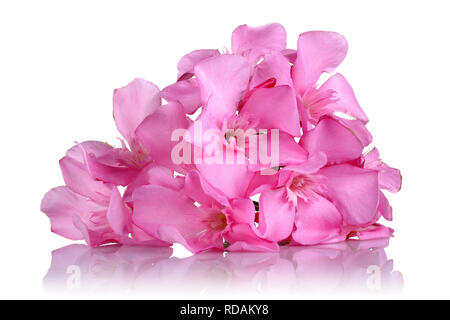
195, 54, 250, 120
177, 49, 220, 80
226, 198, 256, 225
292, 31, 348, 95
300, 117, 364, 164
184, 170, 230, 207
232, 23, 287, 67
378, 191, 393, 221
364, 147, 380, 163
113, 78, 161, 144
320, 164, 379, 225
136, 101, 190, 172
319, 73, 368, 123
258, 188, 295, 242
196, 154, 254, 200
353, 224, 394, 241
65, 141, 113, 163
283, 152, 327, 175
81, 147, 141, 187
132, 185, 220, 253
292, 195, 343, 245
333, 117, 372, 147
59, 153, 111, 204
40, 186, 88, 240
160, 78, 202, 115
247, 131, 308, 173
250, 52, 293, 89
225, 224, 279, 252
282, 49, 297, 63
378, 164, 402, 193
241, 86, 301, 137
363, 148, 402, 192
106, 187, 132, 235
123, 164, 183, 203
276, 132, 309, 166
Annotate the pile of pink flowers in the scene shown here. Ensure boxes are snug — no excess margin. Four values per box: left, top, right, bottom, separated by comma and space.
41, 23, 401, 253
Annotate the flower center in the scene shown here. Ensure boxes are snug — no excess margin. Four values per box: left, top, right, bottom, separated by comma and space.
122, 140, 152, 168
289, 174, 324, 202
224, 114, 258, 149
302, 88, 337, 123
204, 211, 228, 232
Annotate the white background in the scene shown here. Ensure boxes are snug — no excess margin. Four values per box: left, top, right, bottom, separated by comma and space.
1, 0, 449, 299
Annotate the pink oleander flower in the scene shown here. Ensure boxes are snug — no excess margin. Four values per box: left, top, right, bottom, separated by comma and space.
291, 31, 369, 131
132, 170, 278, 253
82, 78, 193, 187
40, 143, 169, 247
182, 53, 306, 199
81, 78, 160, 186
41, 22, 402, 254
161, 23, 289, 117
250, 116, 401, 245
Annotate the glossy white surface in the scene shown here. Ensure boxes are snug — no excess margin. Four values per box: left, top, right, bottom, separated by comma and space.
43, 239, 402, 299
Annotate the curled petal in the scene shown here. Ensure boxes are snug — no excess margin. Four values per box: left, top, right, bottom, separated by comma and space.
81, 147, 141, 187
161, 78, 202, 115
41, 186, 120, 247
258, 188, 296, 242
225, 224, 279, 252
106, 187, 132, 235
65, 141, 139, 187
363, 148, 402, 192
273, 132, 309, 167
65, 141, 113, 164
351, 224, 394, 241
378, 191, 393, 221
378, 164, 402, 193
177, 49, 220, 80
334, 117, 372, 147
59, 154, 111, 204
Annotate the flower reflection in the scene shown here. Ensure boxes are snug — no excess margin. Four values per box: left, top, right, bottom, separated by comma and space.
43, 239, 402, 298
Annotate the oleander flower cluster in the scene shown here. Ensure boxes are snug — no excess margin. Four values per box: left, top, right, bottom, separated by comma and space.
41, 23, 401, 253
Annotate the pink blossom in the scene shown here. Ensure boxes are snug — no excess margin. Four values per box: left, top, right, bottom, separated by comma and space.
84, 78, 191, 185
132, 170, 278, 253
40, 143, 169, 247
291, 32, 368, 131
250, 117, 393, 246
41, 23, 402, 253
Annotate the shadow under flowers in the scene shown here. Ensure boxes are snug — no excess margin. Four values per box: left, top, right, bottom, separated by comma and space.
43, 239, 403, 298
